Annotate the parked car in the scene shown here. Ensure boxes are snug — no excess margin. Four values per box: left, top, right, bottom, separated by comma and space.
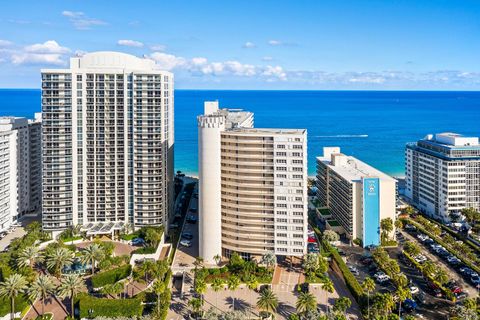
427, 282, 443, 298
308, 236, 316, 243
409, 285, 420, 295
186, 215, 197, 224
169, 223, 179, 229
402, 299, 418, 312
182, 232, 194, 240
405, 224, 416, 231
470, 275, 480, 286
414, 254, 427, 264
348, 265, 359, 276
131, 237, 145, 245
180, 239, 192, 247
414, 292, 427, 305
455, 292, 468, 300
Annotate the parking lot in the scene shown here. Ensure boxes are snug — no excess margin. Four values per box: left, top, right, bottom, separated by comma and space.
401, 227, 478, 298
0, 215, 38, 251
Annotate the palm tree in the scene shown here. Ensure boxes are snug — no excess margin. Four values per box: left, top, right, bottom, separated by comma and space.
380, 218, 394, 244
58, 274, 86, 318
302, 253, 319, 274
193, 257, 204, 270
101, 282, 124, 299
188, 297, 203, 319
320, 278, 334, 312
16, 246, 43, 269
28, 274, 55, 316
256, 288, 279, 317
395, 286, 411, 319
195, 278, 207, 305
422, 260, 437, 277
296, 292, 317, 314
45, 247, 74, 277
362, 277, 375, 319
151, 279, 166, 315
0, 274, 28, 320
333, 297, 351, 316
213, 254, 222, 266
261, 251, 276, 270
211, 278, 224, 310
435, 269, 449, 285
80, 244, 105, 274
227, 275, 240, 310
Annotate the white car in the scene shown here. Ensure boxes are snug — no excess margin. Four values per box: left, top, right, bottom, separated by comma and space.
376, 275, 390, 283
414, 255, 427, 264
409, 285, 420, 295
180, 239, 192, 247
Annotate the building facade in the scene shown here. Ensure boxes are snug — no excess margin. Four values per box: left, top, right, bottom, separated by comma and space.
41, 51, 174, 235
0, 114, 42, 233
198, 101, 308, 263
405, 133, 480, 221
316, 147, 396, 247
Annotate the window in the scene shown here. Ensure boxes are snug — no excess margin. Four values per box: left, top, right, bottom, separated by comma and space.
293, 204, 304, 208
276, 152, 287, 156
293, 167, 303, 172
277, 248, 287, 252
292, 159, 303, 164
276, 203, 287, 208
277, 211, 287, 215
276, 174, 287, 178
293, 233, 303, 238
276, 218, 287, 223
277, 196, 286, 200
277, 240, 288, 245
276, 233, 287, 237
276, 159, 287, 164
277, 167, 287, 171
293, 219, 303, 224
293, 145, 303, 149
293, 241, 303, 246
277, 145, 286, 149
293, 152, 301, 157
277, 226, 287, 230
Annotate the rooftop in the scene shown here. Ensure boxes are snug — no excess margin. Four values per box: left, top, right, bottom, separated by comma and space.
228, 127, 306, 135
317, 147, 395, 182
423, 132, 479, 147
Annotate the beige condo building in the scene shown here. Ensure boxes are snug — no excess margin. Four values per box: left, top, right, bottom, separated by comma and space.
198, 101, 308, 263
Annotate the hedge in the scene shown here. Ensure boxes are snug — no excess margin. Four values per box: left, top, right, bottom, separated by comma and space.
78, 294, 143, 318
406, 218, 480, 276
0, 296, 29, 317
402, 251, 455, 301
131, 246, 157, 255
321, 239, 365, 303
91, 264, 132, 289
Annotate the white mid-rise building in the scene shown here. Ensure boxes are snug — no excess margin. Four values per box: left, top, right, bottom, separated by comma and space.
198, 101, 308, 263
0, 114, 42, 232
41, 51, 174, 236
316, 147, 396, 247
405, 133, 480, 221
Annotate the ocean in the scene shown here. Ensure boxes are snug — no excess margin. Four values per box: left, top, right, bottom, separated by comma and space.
1, 89, 479, 177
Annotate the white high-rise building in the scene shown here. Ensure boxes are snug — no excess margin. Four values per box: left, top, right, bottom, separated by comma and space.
198, 101, 308, 263
316, 147, 397, 247
405, 133, 480, 221
41, 51, 174, 236
0, 114, 42, 232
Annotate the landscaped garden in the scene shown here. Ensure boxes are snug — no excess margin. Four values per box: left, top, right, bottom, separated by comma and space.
0, 221, 170, 320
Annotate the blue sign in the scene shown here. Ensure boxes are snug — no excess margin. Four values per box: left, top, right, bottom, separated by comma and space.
363, 178, 380, 247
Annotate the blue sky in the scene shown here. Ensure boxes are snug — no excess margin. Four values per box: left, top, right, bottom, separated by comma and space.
0, 0, 479, 89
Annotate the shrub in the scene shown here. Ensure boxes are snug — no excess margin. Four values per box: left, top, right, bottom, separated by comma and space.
0, 296, 29, 317
131, 246, 156, 255
322, 240, 365, 303
78, 294, 143, 318
91, 264, 132, 289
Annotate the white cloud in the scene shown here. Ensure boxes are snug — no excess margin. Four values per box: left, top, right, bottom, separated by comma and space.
262, 56, 273, 61
12, 53, 66, 65
149, 52, 187, 70
0, 40, 13, 47
11, 40, 70, 66
25, 40, 70, 54
262, 65, 287, 81
268, 40, 282, 46
117, 39, 144, 48
62, 10, 107, 30
242, 41, 256, 48
150, 44, 166, 51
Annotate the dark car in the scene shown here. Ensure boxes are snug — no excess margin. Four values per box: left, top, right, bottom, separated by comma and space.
186, 215, 197, 223
414, 292, 427, 305
182, 232, 193, 240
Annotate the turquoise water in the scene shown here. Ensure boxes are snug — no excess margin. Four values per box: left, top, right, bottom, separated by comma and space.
1, 89, 479, 177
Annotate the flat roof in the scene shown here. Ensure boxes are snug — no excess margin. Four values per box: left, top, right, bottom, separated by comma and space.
228, 128, 306, 135
317, 154, 396, 182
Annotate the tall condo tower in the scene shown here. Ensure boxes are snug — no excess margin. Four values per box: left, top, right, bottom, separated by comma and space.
198, 101, 308, 263
0, 114, 42, 233
406, 133, 480, 222
41, 52, 174, 236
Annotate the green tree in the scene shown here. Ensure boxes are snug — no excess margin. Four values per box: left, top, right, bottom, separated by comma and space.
462, 208, 480, 225
404, 206, 415, 215
16, 245, 43, 269
435, 269, 449, 285
321, 278, 334, 311
80, 243, 105, 274
100, 281, 124, 298
333, 297, 351, 316
151, 279, 165, 315
0, 274, 28, 320
362, 277, 376, 319
395, 286, 411, 319
296, 292, 317, 314
323, 230, 340, 242
213, 254, 222, 266
58, 274, 86, 318
380, 218, 394, 244
403, 241, 421, 257
303, 253, 319, 274
211, 278, 225, 310
260, 252, 276, 269
394, 219, 404, 230
45, 247, 74, 277
246, 276, 259, 292
227, 275, 240, 310
28, 274, 55, 316
256, 288, 279, 316
189, 297, 203, 318
144, 228, 162, 248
